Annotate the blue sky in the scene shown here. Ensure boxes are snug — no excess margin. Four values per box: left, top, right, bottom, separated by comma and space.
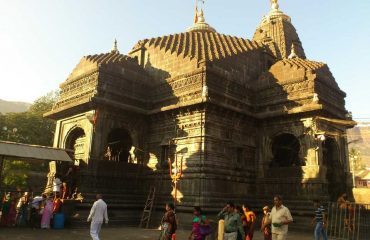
0, 0, 369, 119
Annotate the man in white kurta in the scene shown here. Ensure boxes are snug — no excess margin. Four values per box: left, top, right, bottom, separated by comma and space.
87, 194, 109, 240
263, 195, 293, 240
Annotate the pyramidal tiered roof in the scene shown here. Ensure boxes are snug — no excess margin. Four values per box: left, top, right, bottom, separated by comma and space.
83, 52, 131, 65
134, 31, 265, 63
66, 41, 143, 82
279, 58, 325, 72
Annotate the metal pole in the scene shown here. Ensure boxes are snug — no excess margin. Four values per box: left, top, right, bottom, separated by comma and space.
356, 204, 361, 240
0, 155, 4, 193
351, 156, 356, 188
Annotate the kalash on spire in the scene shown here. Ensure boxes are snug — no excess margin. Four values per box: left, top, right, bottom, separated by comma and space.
187, 0, 216, 33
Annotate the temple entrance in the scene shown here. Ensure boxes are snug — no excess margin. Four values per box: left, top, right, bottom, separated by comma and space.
271, 133, 301, 167
322, 137, 345, 201
65, 127, 86, 162
105, 128, 133, 163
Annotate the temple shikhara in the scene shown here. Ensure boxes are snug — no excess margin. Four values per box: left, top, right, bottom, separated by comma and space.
45, 1, 356, 225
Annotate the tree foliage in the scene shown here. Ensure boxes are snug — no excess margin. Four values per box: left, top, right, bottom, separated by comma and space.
2, 160, 30, 189
0, 90, 59, 190
0, 90, 58, 145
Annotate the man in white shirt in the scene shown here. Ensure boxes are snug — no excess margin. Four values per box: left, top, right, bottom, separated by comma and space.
87, 194, 109, 240
263, 195, 293, 240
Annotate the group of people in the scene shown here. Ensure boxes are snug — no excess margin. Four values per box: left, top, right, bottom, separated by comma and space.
0, 191, 62, 229
215, 195, 293, 240
0, 173, 83, 229
156, 195, 293, 240
51, 173, 82, 201
156, 194, 332, 240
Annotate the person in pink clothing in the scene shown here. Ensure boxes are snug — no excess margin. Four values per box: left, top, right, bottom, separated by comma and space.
41, 194, 53, 229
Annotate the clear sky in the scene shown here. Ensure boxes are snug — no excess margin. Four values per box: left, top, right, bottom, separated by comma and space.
0, 0, 369, 119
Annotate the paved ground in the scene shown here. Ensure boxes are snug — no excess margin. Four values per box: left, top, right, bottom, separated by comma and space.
0, 226, 314, 240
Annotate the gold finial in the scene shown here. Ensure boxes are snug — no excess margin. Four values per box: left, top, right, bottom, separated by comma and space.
271, 0, 279, 11
198, 9, 205, 23
111, 39, 119, 53
194, 0, 205, 23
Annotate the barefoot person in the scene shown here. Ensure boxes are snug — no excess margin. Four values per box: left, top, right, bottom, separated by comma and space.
262, 195, 293, 240
87, 194, 108, 240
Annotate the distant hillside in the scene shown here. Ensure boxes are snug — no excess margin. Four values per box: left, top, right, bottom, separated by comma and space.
0, 99, 31, 113
347, 122, 370, 167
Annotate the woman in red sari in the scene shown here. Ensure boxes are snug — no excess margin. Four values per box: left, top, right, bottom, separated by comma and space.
242, 204, 256, 240
53, 193, 62, 214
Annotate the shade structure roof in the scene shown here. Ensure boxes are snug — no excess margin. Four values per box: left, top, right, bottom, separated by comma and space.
0, 141, 72, 162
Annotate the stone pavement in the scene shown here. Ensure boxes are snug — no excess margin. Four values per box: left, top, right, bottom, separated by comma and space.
0, 227, 314, 240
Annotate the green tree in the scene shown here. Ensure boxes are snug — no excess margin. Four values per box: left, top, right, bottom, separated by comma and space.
0, 90, 58, 145
0, 90, 59, 190
2, 160, 30, 189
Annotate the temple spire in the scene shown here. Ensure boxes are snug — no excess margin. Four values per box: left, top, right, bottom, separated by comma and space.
111, 39, 119, 54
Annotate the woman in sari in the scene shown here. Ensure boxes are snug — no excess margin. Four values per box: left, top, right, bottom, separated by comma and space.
2, 193, 17, 227
53, 193, 62, 214
16, 192, 29, 226
260, 206, 271, 240
242, 204, 256, 240
159, 203, 177, 240
188, 206, 209, 240
41, 195, 53, 229
0, 193, 11, 226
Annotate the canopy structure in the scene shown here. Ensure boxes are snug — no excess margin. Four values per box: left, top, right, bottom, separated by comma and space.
0, 141, 73, 162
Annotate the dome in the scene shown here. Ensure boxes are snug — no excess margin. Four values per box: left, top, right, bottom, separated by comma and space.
187, 9, 216, 33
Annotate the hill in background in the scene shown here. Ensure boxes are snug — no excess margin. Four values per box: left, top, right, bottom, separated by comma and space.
0, 99, 31, 113
347, 122, 370, 167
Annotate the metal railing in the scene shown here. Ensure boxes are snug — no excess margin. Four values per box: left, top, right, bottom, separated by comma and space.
326, 202, 370, 240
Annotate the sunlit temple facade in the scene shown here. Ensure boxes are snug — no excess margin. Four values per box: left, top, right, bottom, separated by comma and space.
45, 0, 355, 221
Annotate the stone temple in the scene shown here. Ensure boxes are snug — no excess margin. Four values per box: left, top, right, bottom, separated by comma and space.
45, 1, 356, 225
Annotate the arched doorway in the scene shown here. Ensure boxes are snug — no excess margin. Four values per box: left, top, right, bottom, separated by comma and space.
322, 137, 345, 200
65, 127, 86, 162
271, 133, 301, 167
105, 128, 133, 163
